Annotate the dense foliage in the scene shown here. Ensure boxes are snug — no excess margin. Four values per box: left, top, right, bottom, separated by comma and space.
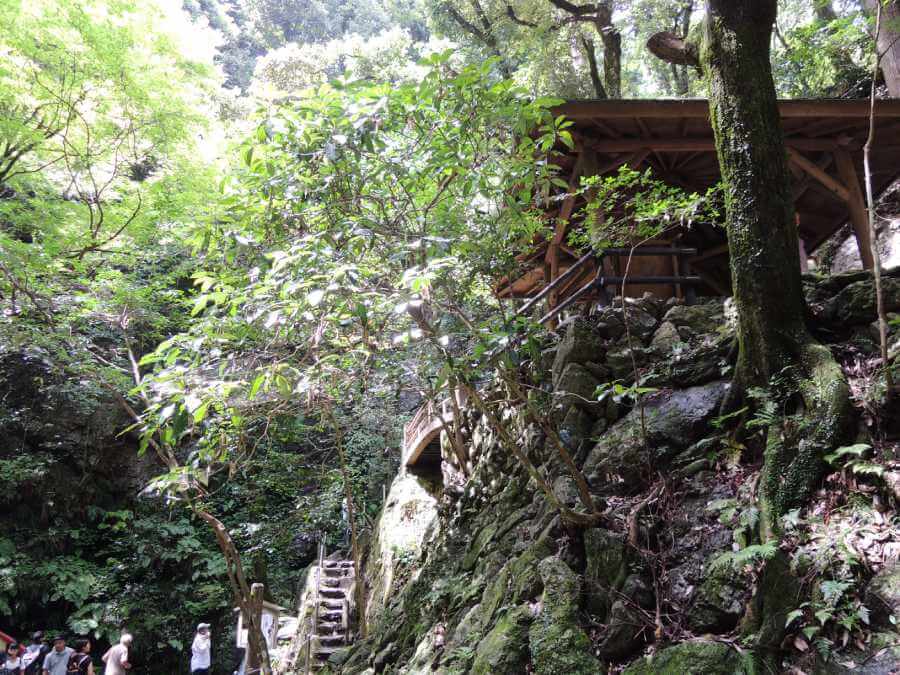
0, 0, 894, 672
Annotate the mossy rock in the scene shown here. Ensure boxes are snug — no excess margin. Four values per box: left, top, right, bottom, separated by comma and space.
508, 528, 557, 603
554, 362, 602, 415
471, 605, 533, 674
477, 564, 511, 629
583, 381, 728, 485
650, 320, 682, 352
606, 344, 653, 382
551, 319, 605, 384
529, 556, 602, 675
662, 302, 725, 335
462, 521, 499, 571
866, 562, 900, 629
584, 528, 629, 617
687, 563, 747, 633
622, 640, 753, 674
812, 276, 900, 326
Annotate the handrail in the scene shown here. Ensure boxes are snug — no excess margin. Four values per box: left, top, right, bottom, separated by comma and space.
535, 245, 700, 325
516, 249, 594, 317
306, 539, 325, 675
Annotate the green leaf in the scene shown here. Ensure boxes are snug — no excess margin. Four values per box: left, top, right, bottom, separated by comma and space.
249, 374, 265, 400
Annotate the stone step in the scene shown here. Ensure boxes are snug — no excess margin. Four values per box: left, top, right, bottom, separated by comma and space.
319, 610, 343, 622
319, 598, 345, 608
316, 623, 341, 635
315, 645, 342, 658
322, 560, 353, 569
320, 587, 347, 599
324, 566, 351, 578
319, 635, 346, 647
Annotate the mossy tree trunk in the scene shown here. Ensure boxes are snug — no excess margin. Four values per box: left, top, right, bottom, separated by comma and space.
650, 0, 852, 537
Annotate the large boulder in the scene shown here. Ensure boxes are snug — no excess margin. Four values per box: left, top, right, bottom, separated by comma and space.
583, 381, 729, 485
554, 362, 602, 415
811, 276, 900, 326
866, 562, 900, 628
622, 640, 751, 674
595, 575, 653, 660
686, 564, 746, 633
471, 605, 533, 674
551, 319, 604, 384
584, 528, 630, 617
529, 557, 602, 674
662, 302, 725, 337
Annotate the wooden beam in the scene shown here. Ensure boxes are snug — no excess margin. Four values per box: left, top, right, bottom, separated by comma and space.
688, 243, 729, 264
554, 150, 587, 226
786, 148, 851, 202
833, 149, 875, 270
792, 155, 834, 201
554, 99, 900, 120
590, 137, 841, 153
594, 149, 651, 176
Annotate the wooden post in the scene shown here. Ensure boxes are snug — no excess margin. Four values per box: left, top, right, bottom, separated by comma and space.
247, 583, 265, 674
834, 149, 876, 270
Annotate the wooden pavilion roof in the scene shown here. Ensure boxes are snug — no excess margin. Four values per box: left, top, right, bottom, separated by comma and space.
499, 98, 900, 303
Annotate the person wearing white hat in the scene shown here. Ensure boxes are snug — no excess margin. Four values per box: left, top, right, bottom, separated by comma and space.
190, 624, 211, 675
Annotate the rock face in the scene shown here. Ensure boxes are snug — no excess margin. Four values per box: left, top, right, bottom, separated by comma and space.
332, 272, 900, 674
471, 605, 531, 674
362, 473, 439, 626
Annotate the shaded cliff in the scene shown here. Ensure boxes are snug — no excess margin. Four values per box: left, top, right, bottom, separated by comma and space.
317, 269, 900, 674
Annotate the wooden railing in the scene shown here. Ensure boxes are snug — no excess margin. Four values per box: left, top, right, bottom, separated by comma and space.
536, 245, 700, 326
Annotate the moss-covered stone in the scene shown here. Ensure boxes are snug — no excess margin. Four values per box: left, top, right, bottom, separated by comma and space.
866, 562, 900, 629
583, 381, 729, 485
622, 640, 752, 674
554, 362, 602, 415
811, 276, 900, 326
471, 605, 533, 674
650, 320, 682, 352
462, 521, 499, 571
528, 556, 602, 675
507, 532, 556, 603
687, 563, 747, 633
478, 564, 511, 629
584, 528, 629, 617
551, 319, 605, 384
662, 302, 725, 336
741, 551, 800, 671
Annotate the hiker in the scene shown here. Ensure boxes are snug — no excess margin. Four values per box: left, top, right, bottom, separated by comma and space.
23, 632, 49, 674
64, 640, 92, 675
100, 635, 131, 675
190, 624, 211, 675
2, 641, 22, 675
42, 637, 72, 675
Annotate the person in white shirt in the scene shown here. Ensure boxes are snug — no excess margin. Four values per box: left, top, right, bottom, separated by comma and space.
190, 624, 211, 675
100, 634, 131, 675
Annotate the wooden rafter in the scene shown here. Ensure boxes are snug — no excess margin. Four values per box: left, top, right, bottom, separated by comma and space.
555, 98, 900, 120
786, 148, 851, 202
591, 137, 843, 153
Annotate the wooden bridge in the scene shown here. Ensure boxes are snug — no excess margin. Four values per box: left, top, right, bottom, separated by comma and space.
402, 390, 467, 472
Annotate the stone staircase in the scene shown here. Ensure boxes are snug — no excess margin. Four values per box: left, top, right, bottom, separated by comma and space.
308, 558, 354, 671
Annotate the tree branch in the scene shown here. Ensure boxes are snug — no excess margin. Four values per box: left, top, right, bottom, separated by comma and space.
647, 31, 700, 67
